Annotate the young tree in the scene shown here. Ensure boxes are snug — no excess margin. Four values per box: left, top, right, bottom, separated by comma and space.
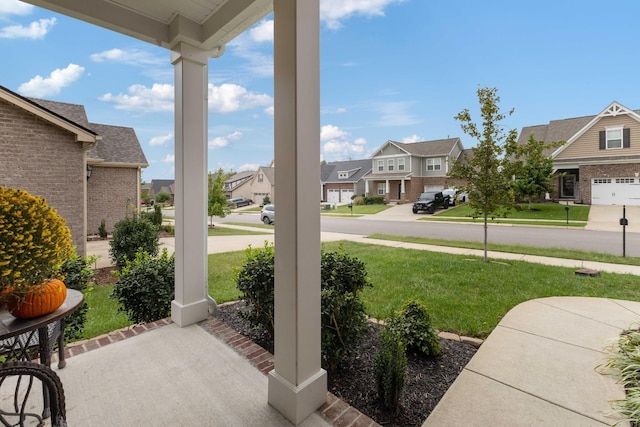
208, 169, 231, 227
504, 134, 563, 210
450, 87, 517, 262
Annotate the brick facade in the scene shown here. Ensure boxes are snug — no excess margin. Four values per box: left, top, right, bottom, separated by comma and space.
0, 99, 86, 255
580, 164, 640, 204
87, 166, 139, 235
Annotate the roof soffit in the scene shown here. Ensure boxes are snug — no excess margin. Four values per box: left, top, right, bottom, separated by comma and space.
21, 0, 272, 51
552, 101, 640, 158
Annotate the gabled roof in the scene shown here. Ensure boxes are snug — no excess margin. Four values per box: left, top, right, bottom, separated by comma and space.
372, 138, 462, 158
150, 179, 175, 195
323, 159, 372, 183
0, 85, 99, 143
87, 123, 148, 166
226, 170, 255, 183
28, 96, 147, 167
518, 101, 640, 158
257, 166, 274, 184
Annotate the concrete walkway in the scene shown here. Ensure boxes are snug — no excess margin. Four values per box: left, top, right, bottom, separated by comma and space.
424, 297, 640, 426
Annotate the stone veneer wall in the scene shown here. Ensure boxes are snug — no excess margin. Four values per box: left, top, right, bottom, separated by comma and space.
87, 166, 138, 235
0, 99, 86, 255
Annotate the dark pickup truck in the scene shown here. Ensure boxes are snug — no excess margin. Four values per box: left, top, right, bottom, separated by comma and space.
412, 191, 451, 214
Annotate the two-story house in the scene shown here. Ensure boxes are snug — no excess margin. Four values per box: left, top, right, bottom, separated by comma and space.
518, 101, 640, 205
365, 138, 464, 203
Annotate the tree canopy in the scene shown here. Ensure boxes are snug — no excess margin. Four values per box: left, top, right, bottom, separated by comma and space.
208, 169, 231, 226
449, 87, 517, 262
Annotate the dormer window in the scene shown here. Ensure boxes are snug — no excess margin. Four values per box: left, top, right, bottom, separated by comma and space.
338, 171, 349, 179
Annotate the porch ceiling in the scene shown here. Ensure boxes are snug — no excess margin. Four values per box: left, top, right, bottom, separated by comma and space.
21, 0, 272, 51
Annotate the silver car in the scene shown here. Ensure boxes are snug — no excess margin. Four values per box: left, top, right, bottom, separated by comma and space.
260, 204, 275, 224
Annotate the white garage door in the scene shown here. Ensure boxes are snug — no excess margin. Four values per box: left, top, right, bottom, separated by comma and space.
341, 189, 354, 203
592, 178, 640, 206
327, 189, 340, 204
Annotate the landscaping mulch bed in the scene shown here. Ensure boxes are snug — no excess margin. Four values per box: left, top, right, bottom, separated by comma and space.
216, 301, 477, 427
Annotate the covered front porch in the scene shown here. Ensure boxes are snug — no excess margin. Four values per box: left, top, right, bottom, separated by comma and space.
50, 315, 358, 426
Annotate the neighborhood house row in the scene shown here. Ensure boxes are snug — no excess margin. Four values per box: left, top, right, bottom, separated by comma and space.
1, 82, 639, 255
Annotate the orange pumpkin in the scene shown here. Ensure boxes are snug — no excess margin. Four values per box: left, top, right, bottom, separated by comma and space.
6, 279, 67, 319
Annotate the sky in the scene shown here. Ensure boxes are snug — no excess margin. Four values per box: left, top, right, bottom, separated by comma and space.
2, 0, 640, 181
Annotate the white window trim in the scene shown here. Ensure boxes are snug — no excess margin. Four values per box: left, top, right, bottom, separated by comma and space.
426, 158, 441, 171
377, 183, 385, 195
388, 159, 394, 172
398, 158, 405, 171
377, 160, 384, 172
606, 126, 623, 150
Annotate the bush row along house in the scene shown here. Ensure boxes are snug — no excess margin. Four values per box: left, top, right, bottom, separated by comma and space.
0, 85, 148, 256
150, 100, 640, 209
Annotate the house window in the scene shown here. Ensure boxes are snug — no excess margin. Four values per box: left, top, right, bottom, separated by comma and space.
606, 127, 623, 149
388, 159, 394, 172
258, 174, 264, 183
377, 160, 384, 172
338, 171, 349, 179
426, 158, 441, 171
398, 158, 405, 171
377, 183, 386, 195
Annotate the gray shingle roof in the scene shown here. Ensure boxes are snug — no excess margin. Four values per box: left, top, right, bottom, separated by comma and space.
28, 98, 90, 127
150, 179, 175, 195
86, 123, 148, 166
389, 138, 461, 157
518, 115, 596, 156
260, 167, 275, 184
323, 159, 372, 183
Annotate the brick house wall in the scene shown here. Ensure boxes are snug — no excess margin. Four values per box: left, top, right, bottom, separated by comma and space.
0, 99, 86, 255
87, 166, 139, 235
579, 164, 640, 204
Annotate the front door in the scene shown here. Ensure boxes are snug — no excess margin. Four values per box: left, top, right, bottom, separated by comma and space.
397, 183, 402, 199
561, 174, 578, 198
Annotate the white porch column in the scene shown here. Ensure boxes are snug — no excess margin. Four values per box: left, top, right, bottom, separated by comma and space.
170, 43, 210, 327
401, 178, 405, 194
365, 179, 369, 195
268, 0, 327, 424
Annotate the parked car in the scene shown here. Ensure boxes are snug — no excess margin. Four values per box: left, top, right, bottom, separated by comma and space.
412, 191, 450, 214
260, 204, 275, 224
442, 188, 466, 206
228, 197, 253, 208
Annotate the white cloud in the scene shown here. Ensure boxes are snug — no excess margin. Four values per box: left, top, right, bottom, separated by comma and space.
402, 134, 422, 143
0, 1, 33, 16
238, 163, 259, 172
208, 83, 272, 113
90, 48, 165, 66
336, 107, 347, 113
321, 0, 405, 30
0, 17, 56, 39
163, 154, 175, 163
321, 124, 366, 161
99, 83, 174, 112
265, 105, 274, 116
18, 63, 84, 97
208, 130, 243, 149
249, 19, 273, 43
149, 132, 173, 147
100, 82, 272, 114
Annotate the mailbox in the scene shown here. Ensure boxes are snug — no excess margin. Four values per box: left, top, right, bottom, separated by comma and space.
620, 218, 629, 226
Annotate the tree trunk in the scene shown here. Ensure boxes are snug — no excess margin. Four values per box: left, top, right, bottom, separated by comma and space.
483, 213, 488, 262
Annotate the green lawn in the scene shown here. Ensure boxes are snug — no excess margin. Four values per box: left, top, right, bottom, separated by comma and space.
82, 284, 131, 338
202, 240, 640, 339
324, 204, 389, 215
438, 202, 590, 221
207, 225, 270, 236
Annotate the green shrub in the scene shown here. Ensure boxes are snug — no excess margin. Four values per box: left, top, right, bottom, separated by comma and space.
601, 328, 640, 424
109, 212, 159, 269
236, 242, 275, 338
98, 219, 107, 239
386, 300, 441, 357
374, 323, 407, 412
141, 205, 163, 227
155, 191, 171, 204
160, 224, 175, 235
111, 249, 174, 324
363, 196, 385, 205
262, 195, 271, 205
353, 196, 365, 206
59, 252, 95, 342
320, 249, 371, 373
235, 245, 370, 373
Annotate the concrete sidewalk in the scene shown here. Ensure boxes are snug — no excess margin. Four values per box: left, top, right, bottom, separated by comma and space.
424, 297, 640, 426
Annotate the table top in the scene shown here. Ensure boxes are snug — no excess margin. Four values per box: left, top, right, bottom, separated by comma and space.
0, 289, 84, 340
